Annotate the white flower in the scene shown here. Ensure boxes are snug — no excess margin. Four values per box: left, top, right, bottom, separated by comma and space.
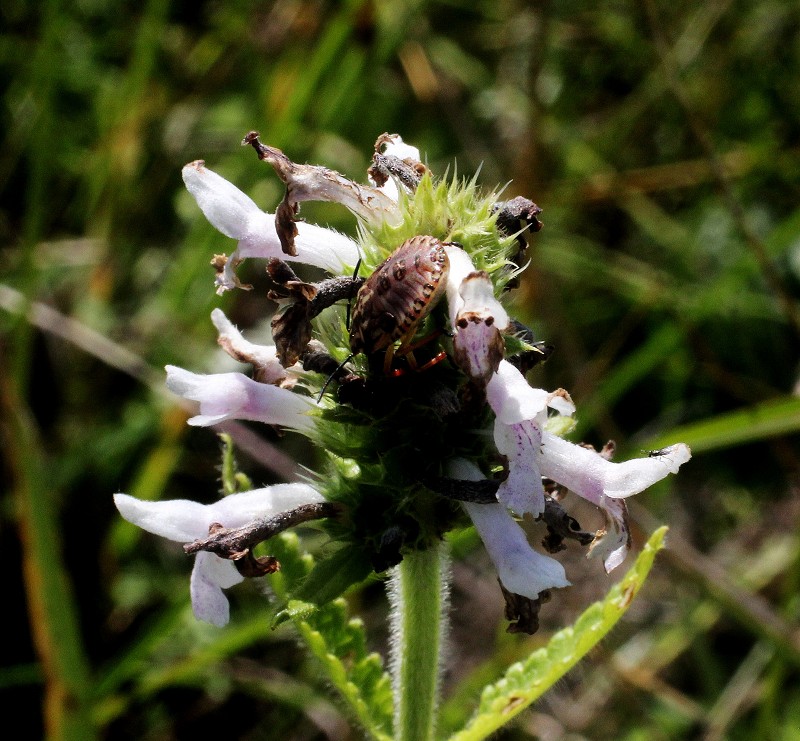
448, 459, 569, 599
114, 484, 324, 626
443, 248, 508, 329
378, 133, 421, 164
492, 417, 546, 517
540, 436, 690, 571
486, 360, 557, 424
443, 246, 510, 383
182, 162, 360, 290
484, 359, 691, 571
539, 436, 691, 501
482, 361, 570, 518
165, 365, 314, 431
465, 502, 572, 598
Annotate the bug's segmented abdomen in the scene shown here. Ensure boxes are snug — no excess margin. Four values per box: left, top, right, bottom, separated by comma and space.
350, 236, 449, 355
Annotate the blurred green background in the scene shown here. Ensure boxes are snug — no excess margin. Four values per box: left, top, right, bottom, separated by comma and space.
2, 0, 800, 739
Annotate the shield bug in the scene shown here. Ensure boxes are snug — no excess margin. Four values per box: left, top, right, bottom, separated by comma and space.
315, 235, 453, 400
350, 235, 450, 373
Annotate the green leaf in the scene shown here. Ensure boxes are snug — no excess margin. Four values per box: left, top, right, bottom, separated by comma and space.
270, 533, 393, 739
645, 397, 800, 454
283, 542, 374, 610
446, 527, 668, 741
294, 599, 394, 741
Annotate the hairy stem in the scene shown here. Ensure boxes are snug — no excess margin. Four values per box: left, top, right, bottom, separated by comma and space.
389, 544, 449, 741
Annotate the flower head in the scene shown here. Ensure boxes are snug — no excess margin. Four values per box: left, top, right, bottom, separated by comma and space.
119, 132, 690, 632
114, 485, 324, 626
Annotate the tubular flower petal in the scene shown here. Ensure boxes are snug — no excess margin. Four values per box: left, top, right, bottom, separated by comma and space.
457, 270, 509, 332
486, 360, 552, 424
165, 365, 314, 431
487, 370, 568, 518
182, 161, 265, 241
231, 220, 359, 285
444, 245, 480, 322
114, 493, 214, 542
588, 496, 630, 574
449, 459, 569, 599
537, 435, 691, 569
114, 484, 324, 625
379, 133, 421, 163
191, 551, 242, 626
452, 271, 509, 384
493, 418, 546, 517
464, 502, 571, 599
539, 436, 691, 501
182, 161, 359, 288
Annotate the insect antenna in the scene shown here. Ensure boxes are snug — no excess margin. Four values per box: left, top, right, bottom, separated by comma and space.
345, 257, 362, 331
317, 352, 355, 402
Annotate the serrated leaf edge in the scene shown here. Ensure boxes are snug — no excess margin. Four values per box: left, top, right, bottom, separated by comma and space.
446, 526, 667, 741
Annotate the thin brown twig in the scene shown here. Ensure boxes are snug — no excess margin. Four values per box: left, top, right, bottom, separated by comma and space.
0, 282, 302, 481
184, 501, 342, 558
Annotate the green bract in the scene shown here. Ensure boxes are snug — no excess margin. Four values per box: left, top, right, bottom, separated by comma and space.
308, 173, 519, 577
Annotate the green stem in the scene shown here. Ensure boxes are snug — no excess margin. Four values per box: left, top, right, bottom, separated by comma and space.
389, 544, 449, 741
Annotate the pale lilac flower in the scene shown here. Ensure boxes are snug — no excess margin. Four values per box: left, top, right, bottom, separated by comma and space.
492, 417, 546, 518
485, 362, 573, 518
539, 436, 691, 571
114, 484, 324, 626
483, 357, 691, 571
486, 360, 561, 424
539, 435, 690, 501
165, 365, 314, 431
448, 459, 570, 599
182, 162, 361, 291
443, 246, 510, 384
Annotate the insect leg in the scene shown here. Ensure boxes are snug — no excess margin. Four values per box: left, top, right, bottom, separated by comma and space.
414, 351, 448, 372
382, 343, 398, 375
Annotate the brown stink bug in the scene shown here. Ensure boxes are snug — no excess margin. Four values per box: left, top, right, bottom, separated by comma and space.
315, 235, 454, 400
350, 235, 450, 373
